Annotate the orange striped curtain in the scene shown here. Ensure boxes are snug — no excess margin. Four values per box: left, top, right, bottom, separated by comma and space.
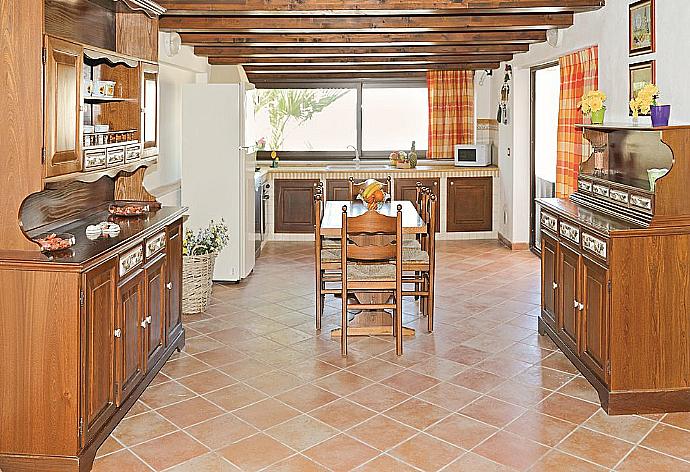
556, 46, 599, 197
427, 70, 475, 159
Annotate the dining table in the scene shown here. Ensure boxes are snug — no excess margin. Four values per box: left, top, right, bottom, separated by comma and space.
320, 200, 427, 337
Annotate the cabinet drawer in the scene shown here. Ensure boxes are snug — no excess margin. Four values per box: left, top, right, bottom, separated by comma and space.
84, 149, 107, 170
592, 184, 609, 198
609, 189, 629, 205
540, 211, 558, 233
582, 232, 608, 260
107, 146, 125, 166
630, 193, 653, 211
125, 144, 141, 163
578, 179, 593, 193
120, 245, 144, 277
146, 231, 166, 258
559, 221, 580, 244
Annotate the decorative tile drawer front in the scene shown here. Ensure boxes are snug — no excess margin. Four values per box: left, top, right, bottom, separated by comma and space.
630, 194, 653, 211
120, 245, 143, 276
107, 146, 125, 166
125, 145, 141, 163
146, 232, 166, 258
582, 232, 607, 259
560, 221, 580, 244
540, 212, 558, 233
84, 150, 107, 169
578, 180, 593, 192
609, 189, 629, 204
592, 184, 609, 197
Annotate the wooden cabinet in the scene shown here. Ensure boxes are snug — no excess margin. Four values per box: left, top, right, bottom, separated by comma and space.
580, 256, 610, 382
274, 179, 321, 233
44, 35, 83, 178
144, 253, 167, 370
326, 179, 350, 201
116, 268, 146, 405
558, 243, 580, 354
166, 221, 183, 343
394, 178, 440, 232
446, 177, 492, 232
82, 258, 118, 446
142, 62, 159, 158
540, 232, 558, 329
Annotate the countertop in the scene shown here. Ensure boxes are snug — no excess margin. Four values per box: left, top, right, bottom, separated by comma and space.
257, 163, 499, 175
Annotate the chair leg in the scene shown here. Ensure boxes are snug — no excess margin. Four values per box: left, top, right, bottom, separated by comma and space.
395, 294, 403, 356
316, 274, 323, 331
427, 279, 434, 334
341, 294, 348, 357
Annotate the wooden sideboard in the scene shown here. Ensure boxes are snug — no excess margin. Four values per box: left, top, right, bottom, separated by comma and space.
539, 124, 690, 415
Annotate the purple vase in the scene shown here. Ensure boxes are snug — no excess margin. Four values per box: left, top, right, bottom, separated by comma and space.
651, 105, 671, 127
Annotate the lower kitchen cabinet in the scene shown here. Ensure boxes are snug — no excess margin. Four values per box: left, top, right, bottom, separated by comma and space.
447, 177, 493, 232
394, 178, 440, 232
166, 221, 183, 343
326, 179, 350, 201
116, 267, 146, 406
580, 256, 610, 382
144, 253, 167, 370
274, 178, 321, 233
540, 232, 558, 329
558, 242, 580, 354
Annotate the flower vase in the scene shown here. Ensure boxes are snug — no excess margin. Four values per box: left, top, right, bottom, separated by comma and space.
590, 107, 606, 125
651, 105, 671, 127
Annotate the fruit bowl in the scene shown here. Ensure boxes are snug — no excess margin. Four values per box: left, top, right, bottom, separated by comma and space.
108, 201, 150, 217
357, 179, 389, 210
34, 232, 76, 253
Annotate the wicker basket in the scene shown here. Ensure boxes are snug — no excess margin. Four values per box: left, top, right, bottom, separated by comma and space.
182, 252, 217, 314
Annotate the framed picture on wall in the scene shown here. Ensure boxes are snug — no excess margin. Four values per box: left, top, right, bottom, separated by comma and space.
629, 60, 656, 115
629, 0, 655, 56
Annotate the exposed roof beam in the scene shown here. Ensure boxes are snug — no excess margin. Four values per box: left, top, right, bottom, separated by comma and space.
243, 62, 500, 72
159, 0, 604, 15
206, 54, 512, 65
159, 13, 572, 33
248, 72, 429, 81
193, 43, 530, 57
178, 31, 547, 46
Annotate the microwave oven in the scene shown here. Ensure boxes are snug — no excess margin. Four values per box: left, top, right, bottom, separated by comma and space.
454, 144, 491, 167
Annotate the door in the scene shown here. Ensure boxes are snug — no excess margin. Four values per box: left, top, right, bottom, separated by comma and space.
82, 258, 117, 446
581, 256, 610, 383
142, 62, 159, 157
394, 178, 440, 232
116, 269, 146, 405
326, 179, 351, 201
274, 179, 321, 233
530, 63, 560, 251
447, 177, 493, 232
44, 35, 83, 177
558, 243, 580, 353
145, 254, 167, 370
540, 232, 559, 329
166, 222, 183, 344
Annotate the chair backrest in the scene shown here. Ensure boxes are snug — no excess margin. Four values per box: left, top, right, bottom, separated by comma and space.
314, 190, 324, 252
424, 193, 437, 254
348, 176, 392, 201
340, 204, 402, 262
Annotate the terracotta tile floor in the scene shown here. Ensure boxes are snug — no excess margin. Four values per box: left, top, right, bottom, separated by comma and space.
93, 240, 690, 471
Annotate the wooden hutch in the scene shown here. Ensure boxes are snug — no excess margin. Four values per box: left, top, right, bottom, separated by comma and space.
0, 1, 186, 471
538, 123, 690, 415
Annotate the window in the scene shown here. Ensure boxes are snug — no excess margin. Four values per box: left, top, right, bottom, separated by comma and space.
362, 86, 428, 153
255, 81, 428, 159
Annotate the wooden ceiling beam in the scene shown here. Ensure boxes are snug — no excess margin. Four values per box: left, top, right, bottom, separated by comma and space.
159, 0, 604, 15
206, 54, 512, 65
179, 31, 547, 46
159, 13, 572, 33
247, 72, 430, 81
193, 43, 530, 57
243, 62, 500, 72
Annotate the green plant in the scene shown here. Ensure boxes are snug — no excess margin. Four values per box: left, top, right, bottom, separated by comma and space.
183, 220, 229, 256
255, 89, 348, 150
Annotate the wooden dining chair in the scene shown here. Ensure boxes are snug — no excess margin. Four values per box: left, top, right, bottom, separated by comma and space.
348, 176, 392, 201
340, 204, 404, 356
314, 190, 342, 331
403, 188, 437, 333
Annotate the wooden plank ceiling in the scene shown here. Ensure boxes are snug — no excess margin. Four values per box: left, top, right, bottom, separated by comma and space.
159, 0, 605, 82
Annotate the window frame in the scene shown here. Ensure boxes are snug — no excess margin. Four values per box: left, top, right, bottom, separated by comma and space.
255, 79, 428, 161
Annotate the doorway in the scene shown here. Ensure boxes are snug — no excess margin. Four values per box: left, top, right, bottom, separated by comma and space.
530, 62, 560, 253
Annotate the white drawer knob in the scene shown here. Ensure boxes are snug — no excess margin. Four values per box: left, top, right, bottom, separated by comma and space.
167, 282, 173, 290
114, 329, 122, 338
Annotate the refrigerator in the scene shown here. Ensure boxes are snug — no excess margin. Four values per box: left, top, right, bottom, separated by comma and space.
181, 83, 257, 282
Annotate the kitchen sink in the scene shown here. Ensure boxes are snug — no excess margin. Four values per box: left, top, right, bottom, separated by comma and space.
325, 164, 391, 170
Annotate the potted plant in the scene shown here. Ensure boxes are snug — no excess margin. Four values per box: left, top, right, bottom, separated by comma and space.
182, 220, 229, 314
630, 83, 670, 127
579, 90, 607, 124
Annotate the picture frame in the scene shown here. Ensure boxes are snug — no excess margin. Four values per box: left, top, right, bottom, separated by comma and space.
629, 0, 655, 56
629, 60, 656, 116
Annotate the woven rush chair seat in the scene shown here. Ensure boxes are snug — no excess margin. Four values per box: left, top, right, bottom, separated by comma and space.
402, 235, 421, 249
403, 248, 430, 264
322, 237, 341, 249
321, 248, 341, 263
347, 263, 396, 281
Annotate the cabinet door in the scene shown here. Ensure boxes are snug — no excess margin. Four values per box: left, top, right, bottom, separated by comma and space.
274, 179, 320, 233
142, 62, 159, 157
145, 254, 167, 370
326, 179, 350, 201
540, 232, 559, 329
116, 269, 146, 405
82, 258, 118, 446
394, 178, 440, 232
447, 177, 492, 232
166, 221, 183, 344
581, 256, 610, 383
558, 243, 580, 353
44, 35, 83, 177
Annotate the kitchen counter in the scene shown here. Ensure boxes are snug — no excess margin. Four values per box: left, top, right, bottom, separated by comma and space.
259, 163, 499, 178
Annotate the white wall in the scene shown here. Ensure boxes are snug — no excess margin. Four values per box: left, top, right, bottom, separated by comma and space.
493, 0, 690, 244
143, 33, 209, 206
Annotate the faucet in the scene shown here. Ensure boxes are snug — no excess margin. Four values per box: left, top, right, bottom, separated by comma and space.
347, 145, 361, 168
